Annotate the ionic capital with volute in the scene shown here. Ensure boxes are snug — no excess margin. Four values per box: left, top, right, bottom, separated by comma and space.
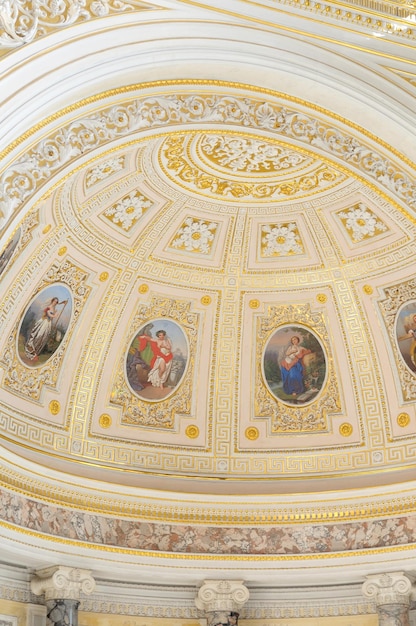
196, 580, 250, 614
362, 572, 414, 607
30, 566, 96, 602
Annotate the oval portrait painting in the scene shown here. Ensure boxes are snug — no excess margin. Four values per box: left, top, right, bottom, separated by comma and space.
18, 285, 72, 367
395, 301, 416, 374
263, 325, 326, 405
126, 319, 188, 401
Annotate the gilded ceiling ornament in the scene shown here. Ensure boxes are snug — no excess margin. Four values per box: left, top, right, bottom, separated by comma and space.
1, 258, 91, 400
363, 284, 373, 295
397, 412, 410, 427
255, 304, 339, 432
245, 426, 259, 440
249, 299, 260, 309
49, 400, 60, 415
379, 279, 416, 401
138, 284, 148, 293
185, 424, 199, 439
161, 134, 344, 201
42, 224, 52, 234
260, 222, 304, 257
85, 156, 124, 188
316, 294, 327, 303
2, 87, 415, 230
200, 295, 212, 305
99, 271, 109, 282
199, 133, 310, 173
102, 191, 152, 232
339, 422, 353, 437
336, 203, 388, 243
169, 217, 218, 255
0, 0, 153, 48
99, 413, 112, 428
111, 297, 197, 429
58, 246, 67, 256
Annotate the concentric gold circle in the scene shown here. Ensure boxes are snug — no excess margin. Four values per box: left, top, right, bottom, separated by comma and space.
138, 283, 149, 294
99, 414, 112, 429
49, 400, 60, 415
185, 425, 199, 439
245, 427, 259, 440
339, 422, 353, 437
397, 412, 410, 428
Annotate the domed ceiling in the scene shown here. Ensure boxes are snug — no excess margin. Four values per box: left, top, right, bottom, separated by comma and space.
1, 80, 416, 494
0, 0, 416, 588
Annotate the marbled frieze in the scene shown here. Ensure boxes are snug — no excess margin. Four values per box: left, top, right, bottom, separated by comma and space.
2, 487, 416, 555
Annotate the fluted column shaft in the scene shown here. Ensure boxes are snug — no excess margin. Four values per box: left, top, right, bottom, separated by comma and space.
362, 572, 414, 626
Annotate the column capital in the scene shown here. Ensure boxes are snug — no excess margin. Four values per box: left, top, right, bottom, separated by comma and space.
362, 572, 414, 606
30, 566, 96, 601
196, 580, 250, 614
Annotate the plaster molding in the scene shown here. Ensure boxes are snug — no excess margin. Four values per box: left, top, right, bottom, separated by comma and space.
196, 580, 250, 614
30, 566, 96, 601
362, 572, 414, 607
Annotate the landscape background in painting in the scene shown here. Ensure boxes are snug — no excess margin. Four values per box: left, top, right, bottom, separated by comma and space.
18, 285, 72, 367
263, 325, 326, 405
395, 301, 416, 374
126, 318, 188, 401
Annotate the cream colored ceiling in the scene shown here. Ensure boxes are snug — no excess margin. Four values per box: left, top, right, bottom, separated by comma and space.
0, 81, 415, 493
0, 0, 416, 587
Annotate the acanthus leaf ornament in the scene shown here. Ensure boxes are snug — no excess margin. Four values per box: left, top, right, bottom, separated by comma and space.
0, 0, 150, 48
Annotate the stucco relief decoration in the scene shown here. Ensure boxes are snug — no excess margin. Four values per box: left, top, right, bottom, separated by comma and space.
161, 134, 344, 200
85, 156, 125, 188
255, 304, 339, 431
199, 134, 311, 172
1, 258, 91, 400
0, 0, 152, 48
2, 89, 416, 230
170, 217, 218, 255
336, 203, 388, 243
102, 190, 152, 232
111, 297, 196, 428
260, 222, 304, 257
379, 278, 416, 401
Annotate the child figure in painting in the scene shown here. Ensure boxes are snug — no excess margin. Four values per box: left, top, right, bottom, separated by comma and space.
24, 297, 67, 362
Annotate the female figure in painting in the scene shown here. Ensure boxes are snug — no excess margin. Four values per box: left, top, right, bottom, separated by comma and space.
280, 336, 311, 397
24, 297, 67, 362
404, 314, 416, 368
139, 329, 173, 388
